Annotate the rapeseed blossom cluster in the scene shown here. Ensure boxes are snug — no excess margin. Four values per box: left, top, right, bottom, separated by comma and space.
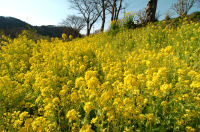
0, 18, 200, 131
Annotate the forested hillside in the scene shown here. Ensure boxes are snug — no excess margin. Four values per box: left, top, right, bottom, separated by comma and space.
0, 16, 81, 38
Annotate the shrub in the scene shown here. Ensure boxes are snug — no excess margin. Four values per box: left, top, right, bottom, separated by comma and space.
110, 20, 121, 31
109, 20, 121, 36
121, 11, 137, 29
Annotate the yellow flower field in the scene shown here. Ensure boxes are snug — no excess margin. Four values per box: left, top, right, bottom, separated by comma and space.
0, 18, 200, 131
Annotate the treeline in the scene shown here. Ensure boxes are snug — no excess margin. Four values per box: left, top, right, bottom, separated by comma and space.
0, 16, 81, 38
34, 26, 81, 38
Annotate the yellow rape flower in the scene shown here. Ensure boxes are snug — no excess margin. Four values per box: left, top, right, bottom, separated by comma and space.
19, 111, 29, 121
66, 109, 80, 122
69, 35, 73, 40
91, 117, 98, 124
185, 126, 195, 132
80, 124, 94, 132
85, 70, 98, 81
84, 102, 93, 114
75, 77, 86, 88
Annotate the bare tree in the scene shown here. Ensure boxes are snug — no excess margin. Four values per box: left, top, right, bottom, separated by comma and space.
155, 11, 161, 21
171, 0, 195, 16
164, 10, 174, 20
93, 0, 109, 32
100, 0, 106, 32
146, 0, 158, 22
100, 0, 108, 32
136, 8, 147, 24
107, 0, 124, 21
60, 15, 85, 32
96, 0, 124, 32
69, 0, 102, 36
195, 0, 200, 7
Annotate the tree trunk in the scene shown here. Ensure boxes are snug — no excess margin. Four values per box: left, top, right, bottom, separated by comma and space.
115, 0, 122, 20
86, 21, 90, 36
101, 0, 106, 32
111, 0, 117, 21
146, 0, 158, 22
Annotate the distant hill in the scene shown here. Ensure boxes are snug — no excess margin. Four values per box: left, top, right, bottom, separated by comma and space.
0, 16, 31, 29
34, 25, 81, 38
0, 16, 81, 38
0, 16, 31, 38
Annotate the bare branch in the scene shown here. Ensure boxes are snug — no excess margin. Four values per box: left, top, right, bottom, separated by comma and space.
171, 0, 195, 16
106, 0, 125, 21
60, 15, 85, 32
68, 0, 102, 35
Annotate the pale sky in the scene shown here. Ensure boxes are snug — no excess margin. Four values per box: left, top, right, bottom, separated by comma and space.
0, 0, 199, 34
0, 0, 70, 26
